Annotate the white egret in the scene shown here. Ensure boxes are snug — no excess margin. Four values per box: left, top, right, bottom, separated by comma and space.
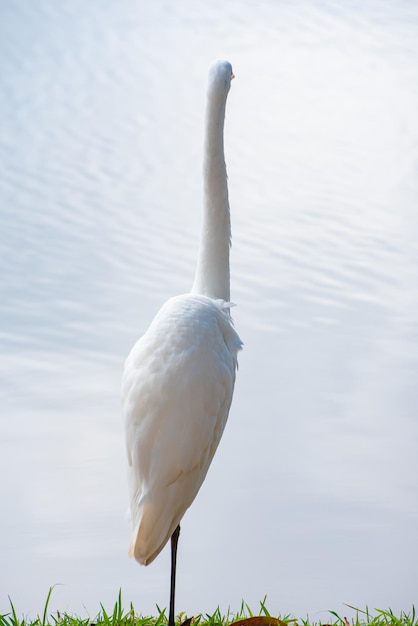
122, 60, 241, 626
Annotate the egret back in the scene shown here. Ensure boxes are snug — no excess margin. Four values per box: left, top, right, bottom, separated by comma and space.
122, 294, 242, 564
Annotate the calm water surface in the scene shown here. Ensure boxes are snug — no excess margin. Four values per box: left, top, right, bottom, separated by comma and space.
1, 0, 418, 618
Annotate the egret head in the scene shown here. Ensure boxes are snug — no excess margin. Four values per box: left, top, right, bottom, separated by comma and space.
207, 60, 235, 96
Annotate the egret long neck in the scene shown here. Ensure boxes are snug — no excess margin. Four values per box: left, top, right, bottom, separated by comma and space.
192, 91, 231, 302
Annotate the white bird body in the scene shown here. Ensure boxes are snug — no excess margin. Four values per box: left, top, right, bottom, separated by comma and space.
123, 294, 241, 564
122, 61, 240, 611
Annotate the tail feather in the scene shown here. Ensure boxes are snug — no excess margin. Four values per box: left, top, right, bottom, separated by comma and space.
128, 497, 183, 565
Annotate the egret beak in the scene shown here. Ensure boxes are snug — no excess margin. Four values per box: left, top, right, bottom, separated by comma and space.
231, 73, 235, 80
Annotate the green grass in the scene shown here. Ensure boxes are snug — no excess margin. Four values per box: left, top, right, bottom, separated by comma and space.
1, 589, 416, 626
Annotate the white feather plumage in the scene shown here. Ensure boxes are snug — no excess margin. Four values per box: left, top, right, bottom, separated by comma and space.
122, 60, 241, 602
123, 295, 241, 564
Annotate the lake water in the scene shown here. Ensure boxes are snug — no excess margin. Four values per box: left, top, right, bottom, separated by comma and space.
1, 0, 418, 620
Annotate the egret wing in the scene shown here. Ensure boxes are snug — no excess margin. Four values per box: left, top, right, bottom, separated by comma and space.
122, 295, 241, 564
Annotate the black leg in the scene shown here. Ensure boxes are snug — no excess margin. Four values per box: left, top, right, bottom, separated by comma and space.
168, 524, 181, 626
